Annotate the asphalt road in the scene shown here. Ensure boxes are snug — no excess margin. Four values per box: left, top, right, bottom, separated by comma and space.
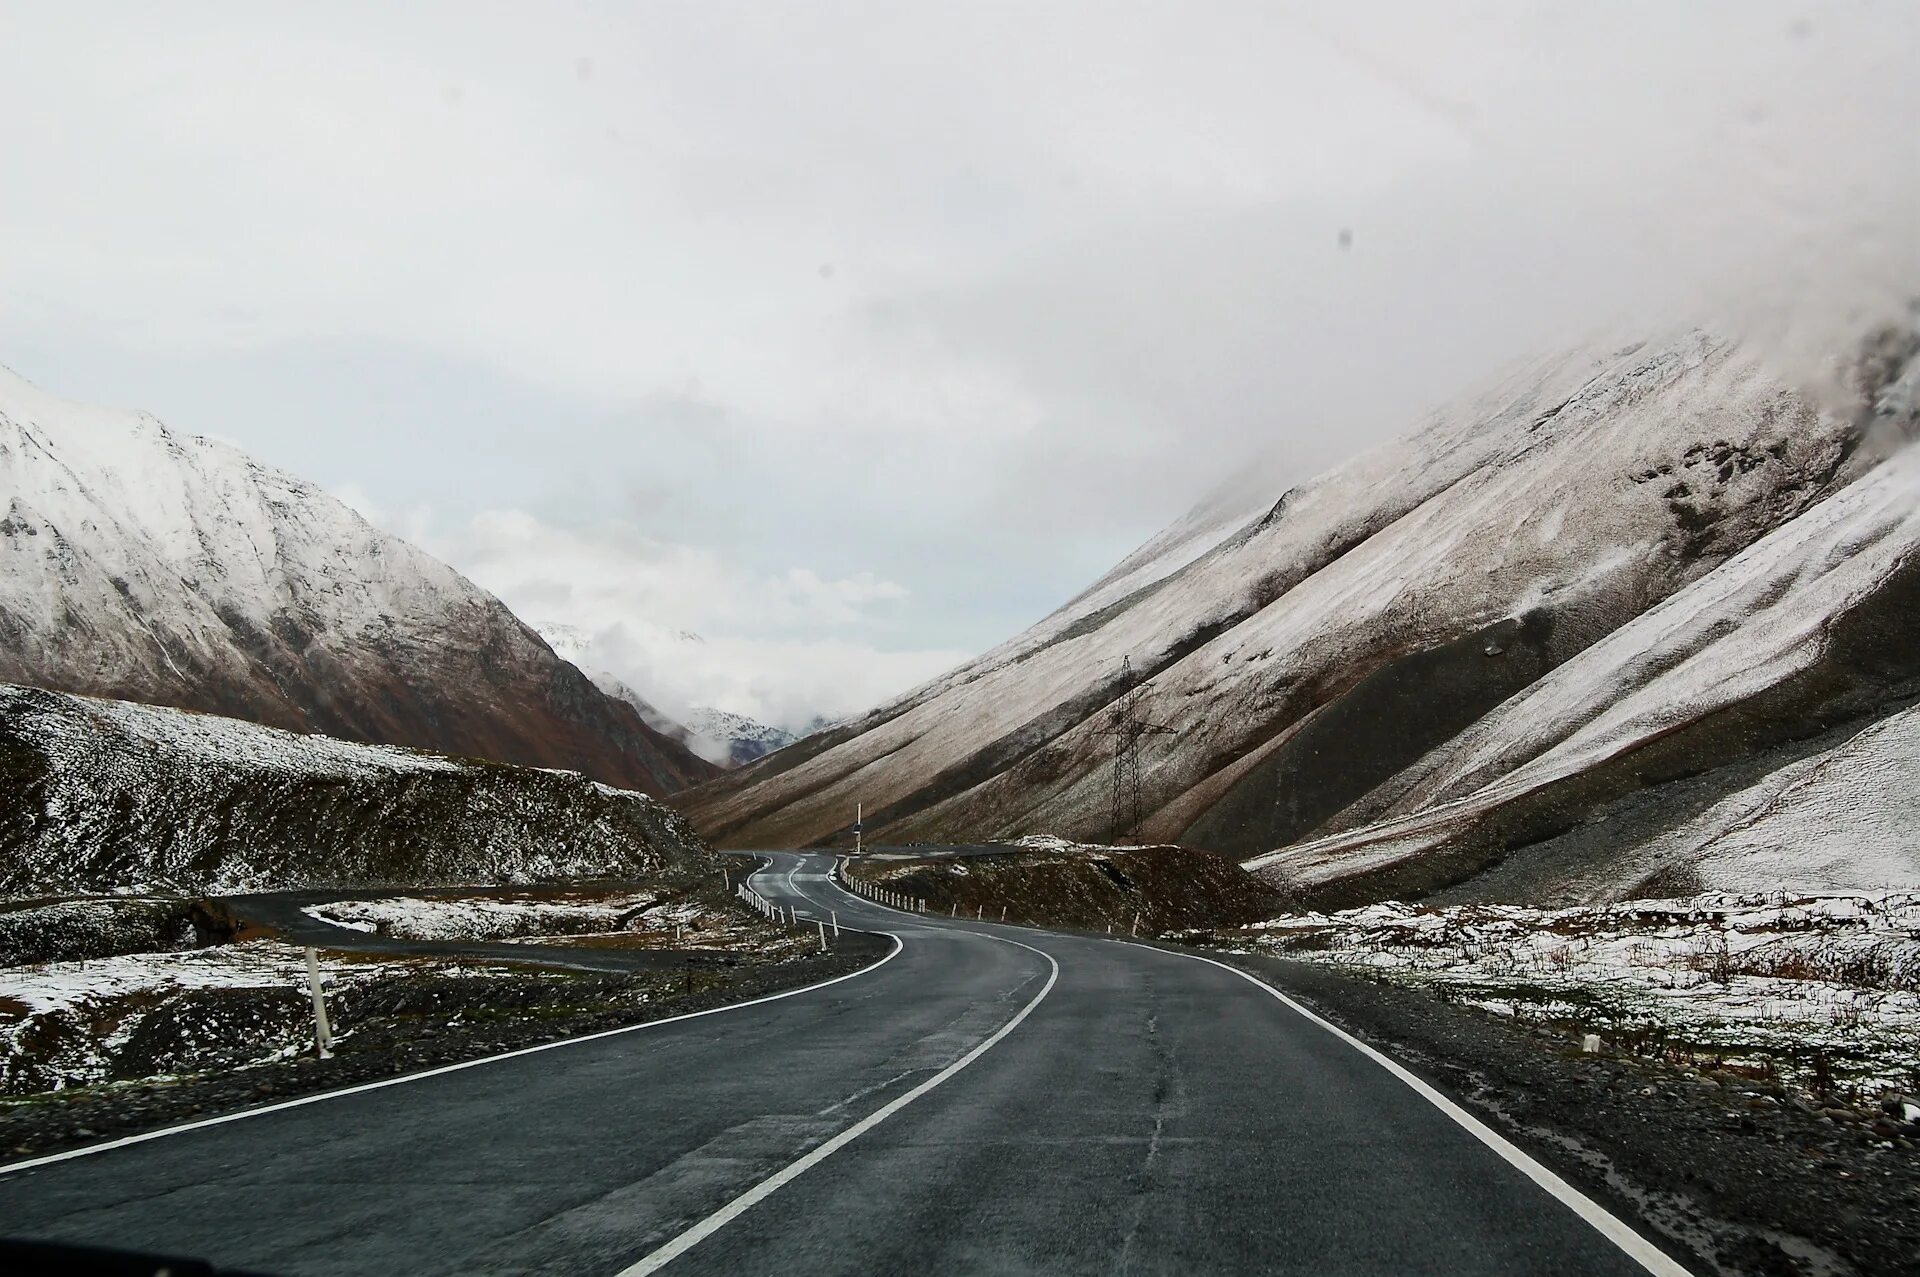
0, 853, 1690, 1275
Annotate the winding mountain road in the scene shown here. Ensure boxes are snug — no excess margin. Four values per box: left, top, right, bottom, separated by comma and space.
0, 853, 1691, 1275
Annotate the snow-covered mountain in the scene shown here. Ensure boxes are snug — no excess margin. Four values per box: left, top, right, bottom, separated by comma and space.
685, 322, 1920, 903
0, 682, 718, 899
685, 707, 797, 767
0, 366, 716, 795
536, 621, 705, 742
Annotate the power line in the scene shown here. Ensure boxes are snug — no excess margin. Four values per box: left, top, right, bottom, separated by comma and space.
1094, 656, 1175, 843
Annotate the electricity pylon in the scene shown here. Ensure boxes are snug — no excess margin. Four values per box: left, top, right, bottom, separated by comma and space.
1095, 656, 1175, 843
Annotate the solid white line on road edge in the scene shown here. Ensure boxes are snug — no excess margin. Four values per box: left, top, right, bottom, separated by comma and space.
1128, 944, 1695, 1277
615, 934, 1060, 1277
0, 928, 905, 1180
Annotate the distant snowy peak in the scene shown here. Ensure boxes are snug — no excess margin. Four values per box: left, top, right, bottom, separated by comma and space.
0, 364, 715, 794
533, 622, 700, 744
532, 621, 805, 769
686, 707, 797, 768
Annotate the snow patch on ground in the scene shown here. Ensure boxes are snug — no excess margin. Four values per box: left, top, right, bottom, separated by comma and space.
1012, 833, 1143, 855
1233, 893, 1920, 1098
303, 892, 661, 942
0, 941, 467, 1093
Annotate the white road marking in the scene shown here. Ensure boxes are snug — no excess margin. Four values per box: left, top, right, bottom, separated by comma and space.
615, 869, 1060, 1277
0, 921, 904, 1179
822, 868, 1688, 1274
1126, 943, 1695, 1277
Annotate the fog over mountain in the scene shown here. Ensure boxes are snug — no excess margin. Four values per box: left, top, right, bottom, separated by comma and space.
3, 4, 1912, 731
687, 319, 1920, 904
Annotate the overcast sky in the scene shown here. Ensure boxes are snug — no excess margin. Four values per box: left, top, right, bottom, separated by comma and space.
2, 2, 1914, 730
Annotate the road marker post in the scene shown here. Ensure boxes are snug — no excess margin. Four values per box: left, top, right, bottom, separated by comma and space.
303, 947, 333, 1061
950, 902, 957, 916
817, 920, 827, 951
1000, 906, 1007, 922
1131, 912, 1140, 937
831, 912, 840, 937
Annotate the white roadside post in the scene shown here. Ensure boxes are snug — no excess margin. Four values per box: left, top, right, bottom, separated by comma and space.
303, 946, 333, 1060
817, 920, 827, 951
854, 802, 863, 856
1131, 912, 1140, 937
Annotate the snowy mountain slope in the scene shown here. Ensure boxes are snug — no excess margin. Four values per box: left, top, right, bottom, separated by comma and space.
1246, 443, 1920, 905
536, 622, 705, 746
0, 683, 719, 899
0, 366, 715, 794
684, 707, 797, 768
684, 324, 1917, 890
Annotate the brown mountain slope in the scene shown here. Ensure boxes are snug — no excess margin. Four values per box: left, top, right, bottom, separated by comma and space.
0, 366, 716, 795
682, 326, 1916, 880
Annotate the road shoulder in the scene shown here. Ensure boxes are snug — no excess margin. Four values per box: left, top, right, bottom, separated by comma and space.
0, 931, 893, 1169
1215, 951, 1918, 1277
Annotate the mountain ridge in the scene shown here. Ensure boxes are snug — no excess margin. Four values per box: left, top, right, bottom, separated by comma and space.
682, 322, 1919, 904
0, 365, 716, 795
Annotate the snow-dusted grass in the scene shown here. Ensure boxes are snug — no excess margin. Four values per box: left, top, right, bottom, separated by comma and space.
1012, 833, 1142, 855
36, 694, 465, 780
0, 941, 478, 1094
304, 891, 662, 942
1231, 893, 1920, 1099
299, 890, 768, 951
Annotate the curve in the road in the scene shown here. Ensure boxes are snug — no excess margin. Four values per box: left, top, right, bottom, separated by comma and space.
0, 853, 1697, 1277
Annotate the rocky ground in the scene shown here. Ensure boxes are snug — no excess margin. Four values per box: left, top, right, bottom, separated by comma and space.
845, 835, 1285, 932
0, 929, 890, 1164
1226, 893, 1920, 1101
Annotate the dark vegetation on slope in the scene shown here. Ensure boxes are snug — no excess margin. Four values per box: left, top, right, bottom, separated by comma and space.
1291, 550, 1920, 908
0, 898, 206, 966
0, 684, 720, 899
847, 843, 1286, 934
1181, 610, 1561, 855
